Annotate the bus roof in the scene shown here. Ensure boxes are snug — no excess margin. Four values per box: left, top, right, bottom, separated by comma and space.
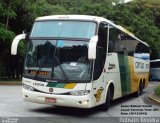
36, 15, 108, 23
36, 15, 149, 47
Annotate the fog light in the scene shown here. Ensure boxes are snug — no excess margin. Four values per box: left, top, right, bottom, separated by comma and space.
79, 100, 89, 105
23, 84, 34, 91
70, 90, 90, 96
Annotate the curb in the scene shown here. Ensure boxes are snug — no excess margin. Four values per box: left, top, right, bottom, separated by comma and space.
148, 94, 160, 105
0, 81, 22, 85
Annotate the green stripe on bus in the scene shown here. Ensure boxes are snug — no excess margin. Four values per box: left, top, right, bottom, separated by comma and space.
46, 83, 57, 87
118, 54, 131, 95
55, 83, 66, 88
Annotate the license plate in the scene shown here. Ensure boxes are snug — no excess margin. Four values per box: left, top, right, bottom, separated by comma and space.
45, 97, 56, 103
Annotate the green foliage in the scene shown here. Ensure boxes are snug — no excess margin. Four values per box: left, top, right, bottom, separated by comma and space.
0, 2, 16, 20
17, 41, 26, 57
1, 0, 160, 78
154, 85, 160, 96
0, 24, 15, 42
108, 0, 160, 59
0, 1, 16, 41
29, 0, 68, 17
1, 0, 160, 58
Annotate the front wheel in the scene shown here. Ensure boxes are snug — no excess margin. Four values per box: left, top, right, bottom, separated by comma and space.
100, 87, 111, 111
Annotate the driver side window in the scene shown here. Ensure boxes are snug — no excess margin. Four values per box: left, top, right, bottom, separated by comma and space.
93, 22, 108, 80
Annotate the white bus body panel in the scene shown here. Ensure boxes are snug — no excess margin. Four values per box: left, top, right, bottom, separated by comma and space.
91, 53, 122, 107
22, 78, 94, 108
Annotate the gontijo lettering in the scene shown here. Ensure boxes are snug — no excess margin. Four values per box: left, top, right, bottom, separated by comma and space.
33, 83, 44, 86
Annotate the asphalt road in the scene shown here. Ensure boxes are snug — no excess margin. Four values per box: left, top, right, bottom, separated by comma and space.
0, 82, 160, 123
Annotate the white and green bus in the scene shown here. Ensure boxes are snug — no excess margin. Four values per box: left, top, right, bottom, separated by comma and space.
11, 15, 150, 110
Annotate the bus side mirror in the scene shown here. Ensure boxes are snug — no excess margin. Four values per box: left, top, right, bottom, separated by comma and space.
11, 34, 26, 55
88, 35, 98, 59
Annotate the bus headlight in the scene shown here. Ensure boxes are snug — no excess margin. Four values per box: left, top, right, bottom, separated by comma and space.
23, 84, 34, 91
70, 90, 90, 96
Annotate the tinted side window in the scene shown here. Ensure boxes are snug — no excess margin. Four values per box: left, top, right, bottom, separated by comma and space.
134, 42, 149, 54
93, 22, 108, 80
133, 42, 150, 60
97, 22, 107, 50
142, 44, 150, 53
94, 47, 104, 79
108, 25, 149, 58
134, 42, 143, 53
108, 26, 134, 56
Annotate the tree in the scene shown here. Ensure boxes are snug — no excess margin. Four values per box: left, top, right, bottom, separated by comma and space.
0, 0, 16, 78
109, 0, 160, 59
1, 0, 160, 79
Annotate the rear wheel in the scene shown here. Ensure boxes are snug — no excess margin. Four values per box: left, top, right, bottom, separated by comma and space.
100, 87, 112, 111
135, 82, 143, 97
149, 75, 152, 81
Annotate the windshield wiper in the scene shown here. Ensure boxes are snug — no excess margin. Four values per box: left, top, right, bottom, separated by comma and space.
34, 57, 50, 80
54, 56, 68, 81
51, 40, 68, 81
34, 42, 51, 80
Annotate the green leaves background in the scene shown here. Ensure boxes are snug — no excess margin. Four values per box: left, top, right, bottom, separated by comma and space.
0, 0, 160, 78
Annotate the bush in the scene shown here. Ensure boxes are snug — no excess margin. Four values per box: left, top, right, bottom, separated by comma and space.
154, 85, 160, 96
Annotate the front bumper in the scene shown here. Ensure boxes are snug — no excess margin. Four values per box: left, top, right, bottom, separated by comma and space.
22, 88, 92, 108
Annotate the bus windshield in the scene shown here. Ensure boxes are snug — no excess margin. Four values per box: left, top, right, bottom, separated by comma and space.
24, 40, 92, 82
30, 21, 96, 39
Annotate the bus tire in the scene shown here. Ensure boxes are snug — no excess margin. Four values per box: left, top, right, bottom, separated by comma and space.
149, 75, 152, 81
135, 82, 143, 97
142, 81, 145, 89
100, 87, 111, 111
